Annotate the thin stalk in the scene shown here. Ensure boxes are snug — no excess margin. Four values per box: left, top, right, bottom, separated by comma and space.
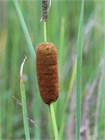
0, 97, 2, 139
13, 0, 35, 58
98, 1, 105, 138
50, 104, 59, 140
20, 57, 30, 140
60, 59, 76, 139
44, 21, 47, 42
59, 17, 65, 69
43, 18, 59, 140
76, 0, 84, 140
93, 72, 103, 140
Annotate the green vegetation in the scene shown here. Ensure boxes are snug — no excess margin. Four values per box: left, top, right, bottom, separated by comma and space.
76, 0, 84, 139
20, 57, 30, 140
0, 0, 105, 140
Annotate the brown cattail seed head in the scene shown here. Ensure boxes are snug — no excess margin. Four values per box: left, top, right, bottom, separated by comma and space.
36, 42, 59, 104
42, 0, 48, 21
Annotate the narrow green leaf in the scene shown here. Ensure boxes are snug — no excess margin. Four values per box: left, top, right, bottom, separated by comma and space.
13, 0, 35, 58
76, 0, 84, 140
20, 57, 30, 140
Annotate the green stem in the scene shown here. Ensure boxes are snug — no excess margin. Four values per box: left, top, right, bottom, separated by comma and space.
43, 3, 59, 137
13, 0, 35, 58
44, 21, 47, 42
43, 20, 59, 140
0, 97, 2, 140
50, 104, 59, 140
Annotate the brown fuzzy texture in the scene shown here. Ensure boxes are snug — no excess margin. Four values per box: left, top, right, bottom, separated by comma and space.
36, 42, 59, 104
42, 0, 48, 21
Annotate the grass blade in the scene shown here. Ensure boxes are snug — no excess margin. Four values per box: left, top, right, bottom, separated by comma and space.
76, 0, 84, 140
60, 59, 76, 139
13, 0, 35, 58
20, 57, 30, 140
0, 97, 2, 139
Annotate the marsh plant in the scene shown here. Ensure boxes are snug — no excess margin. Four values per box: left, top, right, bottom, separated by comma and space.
0, 0, 105, 140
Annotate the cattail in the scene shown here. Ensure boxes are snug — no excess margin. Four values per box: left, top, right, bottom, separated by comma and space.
42, 0, 48, 21
36, 42, 59, 104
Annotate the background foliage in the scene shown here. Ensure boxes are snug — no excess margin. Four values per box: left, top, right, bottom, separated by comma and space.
0, 0, 105, 139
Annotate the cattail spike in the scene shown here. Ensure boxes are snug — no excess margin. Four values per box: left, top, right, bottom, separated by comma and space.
36, 42, 59, 104
42, 0, 48, 21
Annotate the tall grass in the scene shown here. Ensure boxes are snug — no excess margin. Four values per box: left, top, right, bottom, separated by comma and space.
59, 60, 76, 139
0, 95, 2, 139
13, 0, 35, 59
97, 1, 105, 139
1, 0, 105, 139
76, 0, 84, 140
20, 57, 30, 140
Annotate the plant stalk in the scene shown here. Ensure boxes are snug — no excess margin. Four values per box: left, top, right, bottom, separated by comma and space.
43, 14, 59, 140
44, 21, 47, 42
50, 104, 59, 140
76, 0, 84, 140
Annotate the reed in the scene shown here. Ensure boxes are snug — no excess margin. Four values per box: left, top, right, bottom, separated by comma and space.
1, 0, 105, 139
20, 57, 30, 140
76, 0, 84, 139
13, 0, 35, 58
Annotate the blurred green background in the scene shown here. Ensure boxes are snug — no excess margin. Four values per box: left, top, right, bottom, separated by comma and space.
0, 0, 105, 139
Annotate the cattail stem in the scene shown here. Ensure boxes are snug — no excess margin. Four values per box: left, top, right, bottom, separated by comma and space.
50, 104, 59, 140
43, 24, 59, 140
42, 1, 59, 139
43, 6, 59, 140
44, 21, 47, 42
